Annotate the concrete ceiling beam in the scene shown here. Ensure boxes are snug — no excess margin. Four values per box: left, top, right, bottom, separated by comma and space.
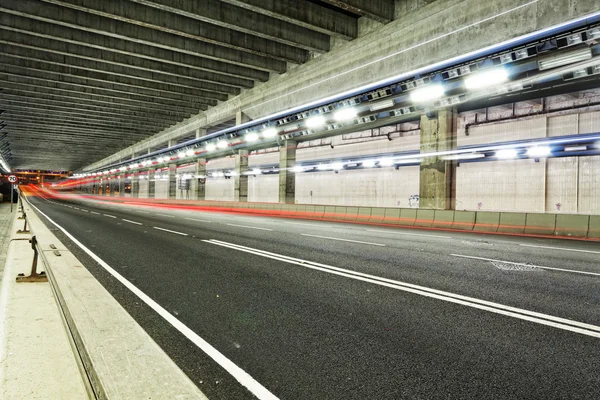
129, 0, 330, 53
318, 0, 394, 23
220, 0, 358, 40
0, 14, 270, 81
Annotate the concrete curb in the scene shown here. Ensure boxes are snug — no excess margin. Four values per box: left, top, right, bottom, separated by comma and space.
21, 195, 208, 400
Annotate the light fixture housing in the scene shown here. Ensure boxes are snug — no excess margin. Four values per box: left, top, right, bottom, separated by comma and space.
261, 128, 278, 138
464, 68, 509, 90
333, 108, 358, 122
538, 47, 592, 71
217, 140, 228, 149
186, 149, 195, 156
410, 84, 445, 103
206, 143, 217, 151
362, 159, 376, 168
369, 100, 395, 112
245, 132, 259, 142
526, 146, 552, 157
379, 158, 395, 167
305, 115, 326, 129
292, 165, 304, 173
495, 149, 518, 159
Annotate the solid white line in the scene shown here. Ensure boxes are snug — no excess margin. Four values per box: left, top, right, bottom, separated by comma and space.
185, 218, 212, 223
450, 254, 600, 277
25, 201, 278, 400
156, 213, 175, 218
365, 229, 451, 239
90, 211, 100, 215
81, 209, 89, 212
226, 223, 273, 232
301, 233, 385, 247
103, 214, 117, 218
122, 219, 143, 225
205, 239, 600, 338
153, 227, 188, 236
519, 244, 600, 255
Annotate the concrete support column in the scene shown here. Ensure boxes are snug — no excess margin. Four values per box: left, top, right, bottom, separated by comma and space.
234, 151, 248, 202
168, 164, 177, 199
194, 158, 207, 200
109, 178, 115, 196
131, 174, 139, 198
118, 175, 125, 197
419, 109, 457, 210
148, 169, 156, 198
195, 128, 207, 139
279, 140, 297, 204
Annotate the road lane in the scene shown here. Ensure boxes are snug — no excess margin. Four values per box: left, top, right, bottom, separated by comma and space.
24, 191, 600, 399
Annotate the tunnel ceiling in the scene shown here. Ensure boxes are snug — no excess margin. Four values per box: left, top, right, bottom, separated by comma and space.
0, 0, 396, 171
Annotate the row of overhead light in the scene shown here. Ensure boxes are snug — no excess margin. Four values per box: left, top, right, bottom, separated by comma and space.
77, 25, 600, 179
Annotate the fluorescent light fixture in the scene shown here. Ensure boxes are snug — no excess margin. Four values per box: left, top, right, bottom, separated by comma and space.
369, 100, 395, 112
441, 153, 485, 160
464, 68, 508, 90
245, 132, 259, 142
317, 164, 329, 170
331, 162, 344, 170
379, 158, 395, 167
186, 149, 195, 156
333, 107, 358, 121
396, 158, 422, 164
252, 168, 261, 175
293, 165, 305, 173
410, 84, 445, 103
177, 152, 186, 158
262, 128, 278, 138
564, 145, 587, 151
228, 171, 238, 177
526, 146, 551, 157
305, 115, 326, 129
206, 143, 216, 151
362, 159, 376, 168
217, 140, 228, 149
538, 48, 592, 71
495, 149, 518, 159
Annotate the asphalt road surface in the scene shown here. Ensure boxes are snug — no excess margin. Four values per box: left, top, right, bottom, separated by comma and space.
24, 189, 600, 399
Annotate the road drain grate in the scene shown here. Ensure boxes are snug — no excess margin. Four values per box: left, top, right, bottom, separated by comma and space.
491, 261, 542, 271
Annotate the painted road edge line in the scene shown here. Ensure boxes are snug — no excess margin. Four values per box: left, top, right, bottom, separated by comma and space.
122, 219, 143, 226
26, 201, 279, 400
153, 227, 188, 236
301, 233, 385, 247
226, 223, 273, 232
451, 254, 600, 277
103, 214, 117, 218
365, 229, 451, 239
519, 244, 600, 255
205, 239, 600, 336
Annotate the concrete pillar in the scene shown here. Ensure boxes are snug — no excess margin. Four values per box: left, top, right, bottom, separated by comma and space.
109, 178, 115, 196
194, 158, 207, 200
118, 175, 125, 197
148, 169, 156, 198
168, 164, 177, 199
195, 128, 207, 139
131, 174, 139, 198
234, 151, 248, 202
279, 140, 297, 204
419, 109, 457, 210
236, 111, 250, 125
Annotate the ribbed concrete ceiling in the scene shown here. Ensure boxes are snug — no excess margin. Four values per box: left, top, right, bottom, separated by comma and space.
0, 0, 395, 171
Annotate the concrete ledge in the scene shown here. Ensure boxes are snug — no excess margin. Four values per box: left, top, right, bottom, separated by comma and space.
588, 216, 600, 239
497, 212, 526, 234
22, 196, 208, 400
414, 209, 434, 228
524, 213, 557, 235
432, 210, 455, 229
554, 214, 589, 237
452, 211, 476, 231
474, 212, 500, 232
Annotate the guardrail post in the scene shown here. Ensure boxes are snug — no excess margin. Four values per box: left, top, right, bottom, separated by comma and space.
17, 211, 29, 234
16, 236, 48, 283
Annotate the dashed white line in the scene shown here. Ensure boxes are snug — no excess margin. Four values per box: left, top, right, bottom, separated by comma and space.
90, 211, 100, 215
519, 244, 600, 255
103, 214, 117, 218
156, 213, 175, 218
136, 211, 150, 214
80, 209, 89, 212
73, 207, 80, 210
365, 229, 451, 239
153, 227, 188, 236
122, 219, 143, 225
450, 254, 600, 277
284, 221, 332, 228
185, 218, 212, 223
204, 239, 600, 339
226, 223, 273, 231
301, 233, 385, 247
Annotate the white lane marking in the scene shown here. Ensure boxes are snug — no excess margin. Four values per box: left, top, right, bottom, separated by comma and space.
284, 221, 332, 228
365, 229, 451, 239
25, 201, 278, 400
204, 239, 600, 338
122, 219, 143, 225
153, 227, 188, 236
301, 233, 385, 247
226, 223, 273, 232
90, 211, 100, 215
156, 213, 175, 218
519, 244, 600, 255
103, 214, 117, 218
185, 218, 212, 223
73, 207, 80, 210
136, 211, 150, 214
81, 209, 89, 212
68, 206, 73, 208
451, 254, 600, 277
